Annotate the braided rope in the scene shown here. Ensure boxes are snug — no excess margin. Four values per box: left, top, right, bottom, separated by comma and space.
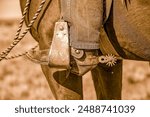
0, 0, 46, 61
5, 45, 38, 60
5, 52, 28, 60
15, 0, 30, 41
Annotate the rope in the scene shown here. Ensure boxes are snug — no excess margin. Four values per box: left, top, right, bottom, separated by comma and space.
0, 0, 46, 61
5, 45, 38, 60
5, 52, 28, 60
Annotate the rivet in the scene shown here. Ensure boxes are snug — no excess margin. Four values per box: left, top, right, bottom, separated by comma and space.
59, 25, 64, 31
75, 49, 80, 54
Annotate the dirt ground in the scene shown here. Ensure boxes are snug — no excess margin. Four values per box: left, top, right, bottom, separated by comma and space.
0, 0, 150, 100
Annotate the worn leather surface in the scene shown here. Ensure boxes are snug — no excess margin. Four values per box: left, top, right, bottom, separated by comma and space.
19, 0, 123, 100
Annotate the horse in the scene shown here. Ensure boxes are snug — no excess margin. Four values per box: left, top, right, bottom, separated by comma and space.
20, 0, 150, 100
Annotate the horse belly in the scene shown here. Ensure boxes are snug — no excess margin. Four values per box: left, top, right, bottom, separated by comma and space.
113, 0, 150, 61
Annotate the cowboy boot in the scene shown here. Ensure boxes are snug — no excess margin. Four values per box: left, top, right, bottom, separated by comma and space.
70, 48, 100, 76
25, 47, 49, 65
26, 47, 100, 76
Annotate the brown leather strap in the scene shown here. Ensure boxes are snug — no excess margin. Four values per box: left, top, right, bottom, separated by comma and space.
60, 0, 71, 21
101, 0, 125, 58
99, 27, 120, 56
103, 0, 113, 23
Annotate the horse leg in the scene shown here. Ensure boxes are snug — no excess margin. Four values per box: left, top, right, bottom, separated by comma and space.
41, 66, 83, 100
91, 60, 123, 100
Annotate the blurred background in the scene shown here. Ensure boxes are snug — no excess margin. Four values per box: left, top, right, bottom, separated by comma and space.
0, 0, 150, 100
